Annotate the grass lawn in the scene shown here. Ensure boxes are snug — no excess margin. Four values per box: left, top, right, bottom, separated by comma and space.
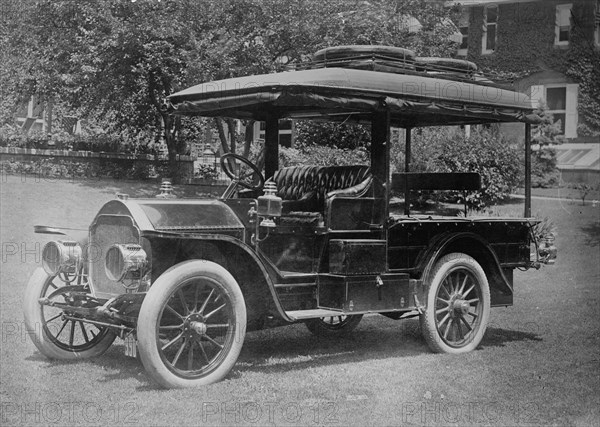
1, 175, 599, 426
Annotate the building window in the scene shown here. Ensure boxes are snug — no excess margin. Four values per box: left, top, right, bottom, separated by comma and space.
546, 87, 567, 134
458, 26, 469, 55
482, 5, 498, 54
554, 3, 572, 46
531, 84, 579, 138
457, 10, 469, 56
255, 119, 294, 147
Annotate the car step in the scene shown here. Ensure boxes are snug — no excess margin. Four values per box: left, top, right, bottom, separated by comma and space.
285, 309, 343, 321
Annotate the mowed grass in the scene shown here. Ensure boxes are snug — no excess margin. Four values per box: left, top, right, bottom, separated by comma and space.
1, 174, 599, 426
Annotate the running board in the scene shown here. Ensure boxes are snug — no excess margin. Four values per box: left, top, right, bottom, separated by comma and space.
285, 309, 343, 321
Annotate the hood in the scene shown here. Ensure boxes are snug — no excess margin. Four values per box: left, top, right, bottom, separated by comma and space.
93, 199, 245, 232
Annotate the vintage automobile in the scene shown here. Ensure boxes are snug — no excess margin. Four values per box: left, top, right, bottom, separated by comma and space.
24, 45, 556, 388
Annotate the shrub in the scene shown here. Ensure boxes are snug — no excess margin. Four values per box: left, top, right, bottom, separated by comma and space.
0, 125, 21, 147
531, 147, 560, 188
391, 127, 521, 210
294, 121, 371, 150
0, 125, 53, 149
0, 158, 158, 180
279, 145, 369, 168
1, 158, 97, 178
128, 162, 154, 180
195, 164, 220, 180
0, 125, 156, 155
568, 182, 599, 206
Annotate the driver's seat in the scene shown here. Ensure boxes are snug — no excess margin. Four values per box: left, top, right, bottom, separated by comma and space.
273, 165, 372, 214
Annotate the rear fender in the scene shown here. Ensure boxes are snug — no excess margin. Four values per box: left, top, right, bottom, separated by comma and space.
417, 232, 513, 307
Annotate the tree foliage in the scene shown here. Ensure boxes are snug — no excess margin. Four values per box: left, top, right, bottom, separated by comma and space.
1, 0, 460, 180
528, 102, 562, 188
295, 122, 371, 150
565, 23, 600, 136
279, 145, 369, 168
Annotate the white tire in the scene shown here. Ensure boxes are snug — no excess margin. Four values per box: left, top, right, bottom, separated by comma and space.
420, 253, 490, 354
23, 268, 116, 359
137, 260, 246, 388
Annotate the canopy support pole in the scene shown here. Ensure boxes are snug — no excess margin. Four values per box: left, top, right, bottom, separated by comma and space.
264, 114, 279, 181
524, 123, 531, 218
371, 110, 391, 226
404, 127, 412, 216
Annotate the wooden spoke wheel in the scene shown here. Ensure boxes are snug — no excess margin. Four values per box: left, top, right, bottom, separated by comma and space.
420, 253, 490, 354
23, 268, 116, 359
305, 314, 363, 337
137, 260, 246, 388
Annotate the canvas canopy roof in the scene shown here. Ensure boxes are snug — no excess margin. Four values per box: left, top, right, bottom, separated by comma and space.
167, 68, 540, 127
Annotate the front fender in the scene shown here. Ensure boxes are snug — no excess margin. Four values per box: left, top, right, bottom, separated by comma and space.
140, 230, 293, 326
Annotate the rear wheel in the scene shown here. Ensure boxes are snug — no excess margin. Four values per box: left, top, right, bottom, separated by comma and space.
137, 260, 246, 388
420, 253, 490, 354
305, 314, 363, 337
23, 268, 116, 359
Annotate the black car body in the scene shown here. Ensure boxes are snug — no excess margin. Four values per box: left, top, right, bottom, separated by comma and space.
24, 46, 556, 388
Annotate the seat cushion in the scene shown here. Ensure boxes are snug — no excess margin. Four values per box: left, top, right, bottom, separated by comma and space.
274, 165, 371, 213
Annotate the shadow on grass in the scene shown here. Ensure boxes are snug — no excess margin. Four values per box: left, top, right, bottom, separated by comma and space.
232, 321, 542, 376
24, 346, 156, 388
236, 322, 425, 374
580, 222, 600, 247
23, 322, 542, 389
481, 327, 542, 348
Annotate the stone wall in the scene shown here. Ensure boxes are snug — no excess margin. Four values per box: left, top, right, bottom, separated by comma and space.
0, 146, 195, 180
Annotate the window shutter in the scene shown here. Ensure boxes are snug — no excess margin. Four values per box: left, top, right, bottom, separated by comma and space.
529, 85, 544, 108
565, 84, 578, 138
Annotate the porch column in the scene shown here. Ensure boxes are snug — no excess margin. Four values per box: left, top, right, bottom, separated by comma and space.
264, 114, 279, 180
524, 123, 531, 217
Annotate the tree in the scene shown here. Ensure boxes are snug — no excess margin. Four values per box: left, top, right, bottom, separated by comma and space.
2, 0, 207, 180
529, 102, 563, 188
182, 0, 462, 154
2, 0, 461, 181
252, 0, 461, 149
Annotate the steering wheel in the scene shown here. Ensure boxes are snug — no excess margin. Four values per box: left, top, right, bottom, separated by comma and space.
220, 153, 265, 192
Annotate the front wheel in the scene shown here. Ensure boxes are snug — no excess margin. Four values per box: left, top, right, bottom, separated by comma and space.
137, 260, 246, 388
23, 268, 116, 359
420, 253, 490, 354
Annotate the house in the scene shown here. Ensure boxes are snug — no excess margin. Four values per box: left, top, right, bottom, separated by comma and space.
14, 95, 52, 134
450, 0, 599, 184
451, 0, 599, 141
